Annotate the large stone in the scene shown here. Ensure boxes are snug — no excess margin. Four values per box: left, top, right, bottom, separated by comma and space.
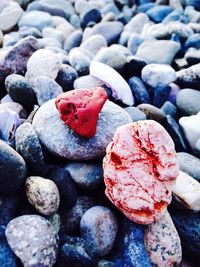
32, 99, 132, 160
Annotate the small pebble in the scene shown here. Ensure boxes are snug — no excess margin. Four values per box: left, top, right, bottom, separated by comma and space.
137, 103, 166, 123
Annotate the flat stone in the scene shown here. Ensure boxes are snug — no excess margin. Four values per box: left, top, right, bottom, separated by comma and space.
176, 89, 200, 116
137, 103, 166, 123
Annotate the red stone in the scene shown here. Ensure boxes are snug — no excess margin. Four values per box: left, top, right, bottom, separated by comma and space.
55, 87, 108, 138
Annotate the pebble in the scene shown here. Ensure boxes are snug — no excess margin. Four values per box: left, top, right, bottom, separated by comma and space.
5, 215, 58, 267
81, 8, 102, 28
152, 85, 171, 108
141, 64, 176, 88
73, 75, 103, 89
80, 206, 118, 256
32, 99, 132, 160
98, 260, 115, 267
161, 101, 177, 118
34, 76, 63, 106
168, 83, 180, 105
18, 10, 53, 31
136, 39, 180, 64
127, 33, 144, 55
128, 76, 150, 104
125, 55, 147, 78
56, 64, 78, 91
137, 103, 166, 123
26, 49, 63, 83
42, 27, 65, 45
0, 225, 17, 267
124, 13, 150, 34
172, 171, 200, 211
55, 88, 108, 138
111, 218, 152, 267
5, 74, 36, 111
177, 152, 200, 182
103, 120, 179, 224
176, 63, 200, 89
146, 5, 173, 23
15, 122, 45, 176
144, 211, 182, 267
68, 48, 91, 76
0, 140, 27, 194
184, 33, 200, 50
64, 30, 83, 52
0, 102, 27, 119
185, 49, 200, 65
26, 176, 60, 215
66, 161, 103, 192
0, 195, 20, 226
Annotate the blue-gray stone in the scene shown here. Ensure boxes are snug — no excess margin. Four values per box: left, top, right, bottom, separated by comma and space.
138, 3, 156, 13
81, 9, 102, 28
56, 64, 78, 91
124, 107, 147, 122
64, 30, 83, 52
184, 34, 200, 50
0, 195, 20, 226
161, 101, 177, 118
152, 85, 171, 108
147, 5, 173, 23
128, 76, 150, 104
176, 63, 200, 90
127, 33, 144, 54
185, 0, 200, 11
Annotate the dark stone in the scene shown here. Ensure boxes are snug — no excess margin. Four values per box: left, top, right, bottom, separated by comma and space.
184, 34, 200, 50
64, 30, 83, 53
176, 63, 200, 90
125, 55, 147, 78
0, 140, 27, 194
56, 64, 78, 91
98, 260, 115, 267
161, 101, 177, 118
0, 195, 20, 226
128, 76, 150, 104
151, 85, 171, 108
81, 8, 102, 28
111, 218, 151, 267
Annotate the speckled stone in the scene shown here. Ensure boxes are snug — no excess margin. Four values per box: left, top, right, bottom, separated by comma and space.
144, 211, 182, 267
5, 215, 58, 267
176, 63, 200, 90
26, 176, 60, 215
80, 206, 118, 257
137, 103, 166, 123
32, 99, 132, 160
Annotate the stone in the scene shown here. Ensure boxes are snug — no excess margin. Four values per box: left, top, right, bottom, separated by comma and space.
26, 49, 63, 84
128, 76, 150, 104
177, 152, 200, 182
80, 206, 118, 256
111, 218, 151, 267
176, 89, 200, 116
127, 33, 144, 55
55, 88, 108, 138
18, 11, 53, 31
176, 63, 200, 89
15, 122, 45, 176
172, 171, 200, 211
42, 27, 65, 45
136, 40, 180, 64
90, 61, 134, 106
34, 76, 63, 106
0, 195, 20, 226
144, 211, 182, 267
64, 30, 83, 52
125, 55, 147, 78
0, 140, 27, 194
56, 64, 78, 92
185, 49, 200, 65
168, 83, 180, 104
161, 101, 177, 118
137, 103, 166, 123
124, 13, 150, 34
80, 35, 107, 56
5, 215, 58, 267
152, 85, 171, 108
81, 8, 102, 28
0, 2, 23, 32
98, 260, 115, 267
184, 33, 200, 50
68, 48, 91, 76
26, 176, 60, 215
103, 120, 179, 224
5, 74, 36, 110
124, 107, 147, 122
141, 64, 176, 88
146, 5, 173, 23
0, 102, 27, 119
32, 98, 132, 160
73, 75, 103, 89
66, 162, 103, 192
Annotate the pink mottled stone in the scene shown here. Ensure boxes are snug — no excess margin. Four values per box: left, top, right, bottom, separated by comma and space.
103, 120, 179, 224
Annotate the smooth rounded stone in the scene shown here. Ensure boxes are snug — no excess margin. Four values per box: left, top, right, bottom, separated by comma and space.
15, 122, 45, 176
185, 49, 200, 65
60, 236, 95, 267
118, 31, 130, 46
146, 5, 173, 23
177, 152, 200, 182
127, 33, 144, 55
32, 99, 131, 160
26, 176, 60, 215
0, 2, 23, 32
141, 64, 176, 88
0, 108, 20, 142
74, 0, 94, 14
111, 218, 151, 267
0, 195, 20, 226
171, 210, 200, 258
56, 20, 75, 38
144, 211, 182, 267
27, 0, 74, 20
136, 39, 180, 64
124, 13, 150, 34
0, 140, 27, 194
5, 215, 58, 267
34, 76, 63, 106
0, 94, 13, 104
42, 27, 65, 45
151, 85, 171, 108
39, 37, 62, 49
68, 48, 91, 76
80, 206, 118, 257
110, 44, 132, 57
176, 63, 200, 89
0, 102, 27, 119
70, 14, 81, 28
64, 30, 83, 52
128, 76, 150, 104
5, 74, 36, 110
185, 0, 200, 11
125, 55, 147, 78
138, 3, 156, 13
19, 26, 42, 39
162, 10, 187, 24
26, 49, 63, 84
124, 107, 147, 122
80, 35, 107, 56
88, 21, 123, 45
47, 165, 77, 209
0, 225, 17, 267
172, 171, 200, 211
18, 11, 53, 31
56, 64, 78, 91
137, 103, 166, 123
176, 89, 200, 116
168, 83, 180, 104
98, 260, 115, 267
184, 33, 200, 50
93, 47, 126, 72
65, 162, 103, 192
101, 3, 120, 16
73, 75, 104, 89
161, 101, 177, 118
81, 8, 102, 28
64, 196, 95, 235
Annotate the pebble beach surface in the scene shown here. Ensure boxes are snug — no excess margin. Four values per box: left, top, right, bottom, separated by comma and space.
0, 0, 200, 266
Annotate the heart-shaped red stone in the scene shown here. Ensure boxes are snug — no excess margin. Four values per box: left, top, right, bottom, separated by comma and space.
55, 87, 108, 138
